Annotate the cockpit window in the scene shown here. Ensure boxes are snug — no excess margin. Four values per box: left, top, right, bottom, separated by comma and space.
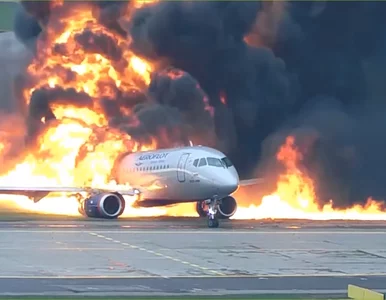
221, 157, 233, 168
198, 158, 207, 167
207, 157, 224, 167
193, 159, 199, 167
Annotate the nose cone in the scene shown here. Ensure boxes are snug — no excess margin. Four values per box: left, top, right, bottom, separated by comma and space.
223, 174, 239, 195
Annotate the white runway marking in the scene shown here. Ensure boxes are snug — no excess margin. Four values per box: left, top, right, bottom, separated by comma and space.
89, 232, 225, 276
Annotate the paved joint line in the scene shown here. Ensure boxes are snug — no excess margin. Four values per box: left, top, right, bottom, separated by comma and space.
88, 232, 224, 276
0, 274, 385, 279
3, 230, 386, 234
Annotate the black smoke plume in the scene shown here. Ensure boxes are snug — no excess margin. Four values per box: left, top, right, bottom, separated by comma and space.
128, 1, 298, 173
8, 0, 386, 209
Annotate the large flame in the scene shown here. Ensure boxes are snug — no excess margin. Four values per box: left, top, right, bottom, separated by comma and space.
0, 0, 161, 216
234, 136, 386, 220
0, 1, 385, 220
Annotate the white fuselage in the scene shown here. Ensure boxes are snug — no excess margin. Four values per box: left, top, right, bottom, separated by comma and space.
114, 146, 239, 204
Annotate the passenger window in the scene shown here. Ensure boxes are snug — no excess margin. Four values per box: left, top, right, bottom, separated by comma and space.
207, 157, 223, 167
193, 159, 199, 167
198, 158, 207, 167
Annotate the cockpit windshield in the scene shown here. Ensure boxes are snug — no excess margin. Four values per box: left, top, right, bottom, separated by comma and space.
193, 157, 225, 168
198, 158, 207, 167
207, 157, 224, 167
221, 157, 233, 168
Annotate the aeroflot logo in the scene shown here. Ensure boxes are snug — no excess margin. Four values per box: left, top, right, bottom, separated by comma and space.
139, 153, 169, 160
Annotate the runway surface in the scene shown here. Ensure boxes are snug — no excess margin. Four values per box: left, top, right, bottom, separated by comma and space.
0, 216, 386, 296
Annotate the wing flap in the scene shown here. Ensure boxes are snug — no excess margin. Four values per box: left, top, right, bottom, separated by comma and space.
0, 187, 87, 194
0, 186, 138, 202
239, 178, 265, 186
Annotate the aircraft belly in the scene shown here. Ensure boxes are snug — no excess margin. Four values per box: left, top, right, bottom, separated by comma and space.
140, 170, 210, 202
173, 172, 214, 200
118, 166, 216, 202
138, 170, 175, 199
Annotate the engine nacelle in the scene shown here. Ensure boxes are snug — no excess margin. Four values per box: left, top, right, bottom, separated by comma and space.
217, 196, 237, 219
195, 196, 238, 219
78, 192, 125, 219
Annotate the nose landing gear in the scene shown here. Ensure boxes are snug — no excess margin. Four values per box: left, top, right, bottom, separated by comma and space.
205, 198, 220, 228
208, 216, 219, 228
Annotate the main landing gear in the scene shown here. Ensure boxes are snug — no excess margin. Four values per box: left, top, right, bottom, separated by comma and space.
205, 198, 220, 228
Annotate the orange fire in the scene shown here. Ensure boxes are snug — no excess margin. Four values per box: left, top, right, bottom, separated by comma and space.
0, 1, 385, 220
234, 136, 386, 220
0, 1, 160, 216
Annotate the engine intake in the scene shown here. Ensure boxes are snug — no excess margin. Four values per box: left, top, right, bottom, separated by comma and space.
218, 196, 237, 219
78, 193, 125, 219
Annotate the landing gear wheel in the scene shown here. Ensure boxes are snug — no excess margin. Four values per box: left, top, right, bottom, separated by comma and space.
208, 218, 219, 228
196, 201, 207, 217
205, 198, 220, 228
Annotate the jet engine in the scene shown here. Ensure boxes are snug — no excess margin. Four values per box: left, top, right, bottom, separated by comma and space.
196, 196, 237, 219
217, 196, 237, 219
78, 193, 125, 219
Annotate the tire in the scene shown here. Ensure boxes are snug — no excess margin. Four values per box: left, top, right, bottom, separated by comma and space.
208, 218, 219, 228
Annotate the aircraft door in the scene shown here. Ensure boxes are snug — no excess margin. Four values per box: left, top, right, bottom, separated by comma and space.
177, 153, 190, 182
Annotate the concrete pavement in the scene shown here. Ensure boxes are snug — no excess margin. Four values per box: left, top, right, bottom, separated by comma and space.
0, 218, 385, 296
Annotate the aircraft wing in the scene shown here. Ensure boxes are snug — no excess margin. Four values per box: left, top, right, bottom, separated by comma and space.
0, 186, 138, 203
239, 178, 265, 186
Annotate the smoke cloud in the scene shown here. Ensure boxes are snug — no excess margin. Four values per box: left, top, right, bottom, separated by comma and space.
128, 1, 298, 171
5, 0, 386, 209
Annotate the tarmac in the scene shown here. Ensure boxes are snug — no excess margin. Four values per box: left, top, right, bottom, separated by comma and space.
0, 216, 386, 296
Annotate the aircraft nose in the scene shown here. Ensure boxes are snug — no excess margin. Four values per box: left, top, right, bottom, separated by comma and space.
223, 174, 239, 195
